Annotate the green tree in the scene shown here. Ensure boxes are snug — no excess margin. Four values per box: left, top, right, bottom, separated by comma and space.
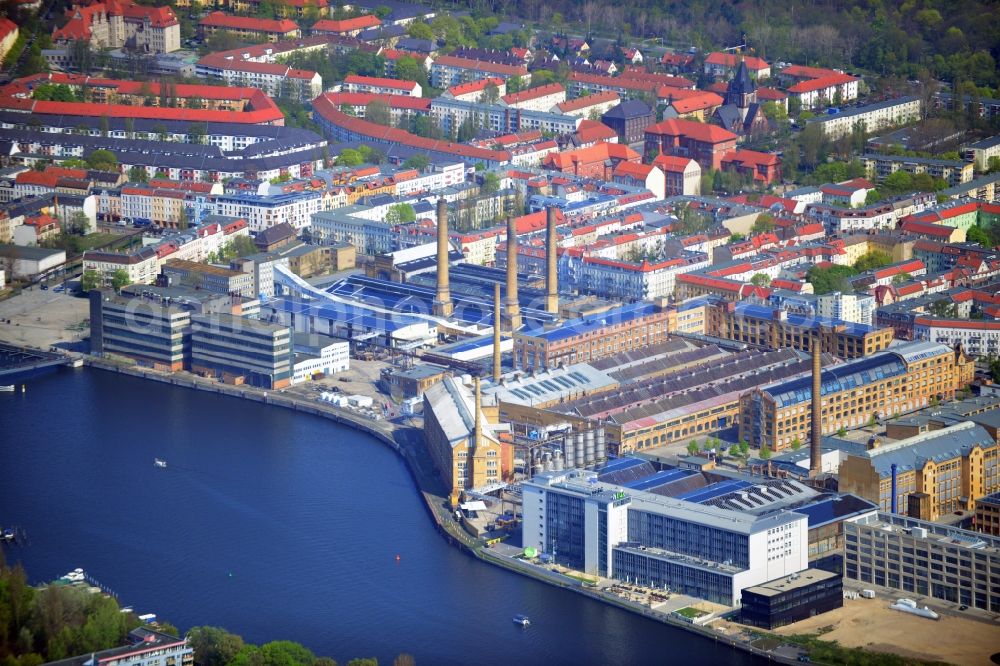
259, 640, 315, 666
750, 273, 771, 287
85, 150, 118, 172
864, 189, 882, 205
506, 75, 523, 94
384, 204, 416, 225
987, 156, 1000, 173
365, 99, 392, 126
481, 172, 500, 195
881, 170, 914, 194
406, 21, 433, 40
334, 149, 363, 166
853, 250, 892, 272
480, 81, 500, 105
346, 660, 378, 666
967, 224, 992, 247
231, 235, 257, 258
837, 426, 847, 437
759, 443, 771, 459
806, 264, 858, 294
750, 213, 774, 234
81, 270, 102, 292
402, 154, 429, 170
69, 212, 91, 236
110, 269, 130, 292
128, 166, 148, 183
187, 122, 208, 145
790, 437, 802, 451
892, 272, 912, 285
686, 440, 700, 455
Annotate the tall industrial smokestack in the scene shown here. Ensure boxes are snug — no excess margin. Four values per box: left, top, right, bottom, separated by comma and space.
434, 198, 453, 318
504, 214, 521, 331
473, 375, 482, 452
493, 282, 502, 383
545, 206, 558, 315
810, 341, 822, 477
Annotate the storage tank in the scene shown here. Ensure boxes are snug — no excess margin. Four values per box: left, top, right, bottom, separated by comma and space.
597, 428, 606, 460
575, 432, 586, 467
584, 429, 596, 465
553, 449, 564, 471
563, 434, 575, 468
543, 451, 553, 472
533, 463, 545, 477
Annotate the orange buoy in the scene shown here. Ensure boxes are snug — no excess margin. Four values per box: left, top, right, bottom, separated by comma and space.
395, 554, 401, 562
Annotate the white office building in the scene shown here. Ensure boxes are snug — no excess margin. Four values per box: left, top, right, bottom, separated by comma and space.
522, 469, 809, 606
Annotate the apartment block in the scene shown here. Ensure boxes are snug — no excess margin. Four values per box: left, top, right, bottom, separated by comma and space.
862, 153, 974, 187
808, 97, 921, 140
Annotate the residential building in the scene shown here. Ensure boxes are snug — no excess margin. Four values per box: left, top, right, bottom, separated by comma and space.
963, 135, 1000, 172
612, 162, 666, 200
780, 65, 859, 110
845, 512, 1000, 612
344, 74, 421, 97
190, 312, 293, 388
423, 376, 511, 506
161, 259, 255, 297
739, 341, 975, 452
721, 149, 781, 185
542, 142, 640, 180
501, 83, 565, 112
443, 77, 506, 102
816, 292, 875, 326
198, 12, 301, 42
196, 55, 322, 102
0, 19, 19, 63
430, 54, 529, 88
208, 192, 323, 233
644, 119, 738, 171
45, 628, 194, 666
703, 52, 770, 79
651, 155, 701, 196
54, 0, 180, 54
83, 247, 159, 286
808, 97, 922, 140
601, 100, 654, 145
310, 15, 381, 36
555, 91, 620, 119
862, 153, 975, 187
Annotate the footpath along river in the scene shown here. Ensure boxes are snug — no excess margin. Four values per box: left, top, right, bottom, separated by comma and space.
0, 369, 764, 666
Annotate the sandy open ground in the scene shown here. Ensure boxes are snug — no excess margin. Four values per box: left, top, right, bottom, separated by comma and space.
772, 598, 1000, 665
0, 288, 89, 349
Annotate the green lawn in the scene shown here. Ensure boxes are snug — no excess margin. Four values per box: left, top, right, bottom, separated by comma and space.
675, 606, 708, 619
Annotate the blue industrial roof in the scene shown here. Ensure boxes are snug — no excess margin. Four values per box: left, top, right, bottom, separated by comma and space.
677, 479, 751, 503
272, 297, 423, 333
622, 468, 696, 491
520, 302, 660, 342
763, 352, 907, 409
792, 494, 878, 528
734, 301, 876, 335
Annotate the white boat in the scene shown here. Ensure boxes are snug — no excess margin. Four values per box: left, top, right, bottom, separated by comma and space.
154, 459, 167, 468
890, 598, 939, 619
61, 569, 86, 582
513, 614, 530, 627
0, 385, 14, 392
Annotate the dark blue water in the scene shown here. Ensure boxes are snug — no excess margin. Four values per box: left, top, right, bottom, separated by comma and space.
0, 369, 760, 666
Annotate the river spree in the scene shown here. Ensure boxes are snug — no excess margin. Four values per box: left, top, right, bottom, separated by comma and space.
1, 369, 762, 666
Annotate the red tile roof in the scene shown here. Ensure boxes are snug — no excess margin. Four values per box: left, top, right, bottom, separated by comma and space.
612, 161, 654, 180
722, 149, 780, 167
556, 90, 619, 112
312, 92, 511, 163
446, 77, 504, 97
780, 64, 841, 80
311, 15, 380, 33
199, 12, 298, 34
542, 142, 639, 170
432, 55, 527, 77
787, 73, 858, 94
645, 118, 737, 144
704, 52, 769, 71
651, 154, 696, 173
501, 82, 564, 105
329, 91, 430, 111
664, 90, 724, 113
756, 87, 787, 101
